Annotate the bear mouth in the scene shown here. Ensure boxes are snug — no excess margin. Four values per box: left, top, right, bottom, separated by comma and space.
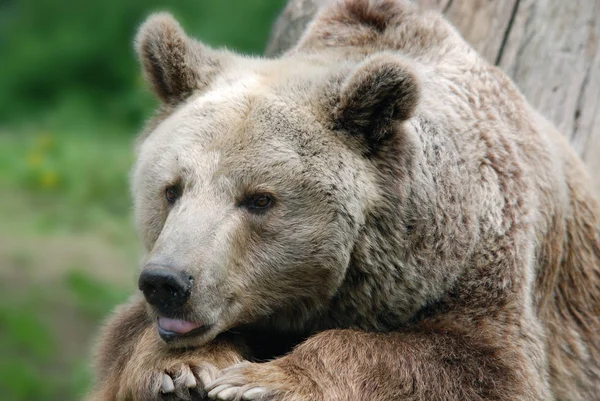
157, 316, 210, 343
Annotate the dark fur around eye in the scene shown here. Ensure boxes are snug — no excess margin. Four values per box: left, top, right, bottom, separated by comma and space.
242, 194, 275, 213
165, 185, 181, 203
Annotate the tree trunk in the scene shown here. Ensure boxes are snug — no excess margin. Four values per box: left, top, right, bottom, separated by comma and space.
265, 0, 600, 194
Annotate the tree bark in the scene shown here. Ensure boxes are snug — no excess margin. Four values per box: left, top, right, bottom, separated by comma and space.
265, 0, 600, 194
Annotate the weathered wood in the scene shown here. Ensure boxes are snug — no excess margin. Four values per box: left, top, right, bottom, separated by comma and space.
266, 0, 331, 56
420, 0, 519, 64
265, 0, 600, 194
499, 0, 599, 156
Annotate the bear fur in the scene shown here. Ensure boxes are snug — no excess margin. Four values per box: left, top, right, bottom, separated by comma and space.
87, 1, 600, 400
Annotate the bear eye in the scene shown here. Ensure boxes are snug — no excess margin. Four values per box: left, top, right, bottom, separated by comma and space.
165, 185, 181, 204
245, 194, 274, 213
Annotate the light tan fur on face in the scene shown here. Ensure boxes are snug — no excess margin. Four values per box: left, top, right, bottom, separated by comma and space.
131, 56, 384, 347
89, 2, 600, 400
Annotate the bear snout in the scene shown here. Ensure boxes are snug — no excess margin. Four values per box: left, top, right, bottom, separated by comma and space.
138, 266, 193, 314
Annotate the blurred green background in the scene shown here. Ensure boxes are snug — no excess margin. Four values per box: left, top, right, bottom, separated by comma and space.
0, 1, 285, 400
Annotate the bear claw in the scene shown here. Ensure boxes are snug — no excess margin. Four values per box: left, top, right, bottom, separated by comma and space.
205, 362, 269, 400
207, 385, 266, 401
159, 363, 202, 398
161, 374, 175, 393
195, 362, 223, 388
242, 387, 267, 400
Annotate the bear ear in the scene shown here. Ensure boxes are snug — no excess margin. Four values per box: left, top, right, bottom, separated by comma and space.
135, 13, 220, 103
333, 54, 420, 143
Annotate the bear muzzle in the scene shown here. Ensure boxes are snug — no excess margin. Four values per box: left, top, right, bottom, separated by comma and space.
138, 265, 193, 314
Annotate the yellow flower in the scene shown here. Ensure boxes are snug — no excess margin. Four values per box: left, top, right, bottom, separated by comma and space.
27, 152, 44, 167
36, 133, 54, 150
40, 170, 59, 189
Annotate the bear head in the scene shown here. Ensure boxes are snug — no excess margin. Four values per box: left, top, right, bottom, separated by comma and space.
132, 13, 420, 347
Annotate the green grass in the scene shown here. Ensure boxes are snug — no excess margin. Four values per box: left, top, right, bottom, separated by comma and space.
0, 121, 138, 400
0, 268, 131, 401
1, 127, 134, 233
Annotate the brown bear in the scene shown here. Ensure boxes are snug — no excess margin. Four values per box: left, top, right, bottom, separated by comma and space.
87, 0, 600, 400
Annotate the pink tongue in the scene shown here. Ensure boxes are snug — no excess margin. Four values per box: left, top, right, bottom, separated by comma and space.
158, 317, 202, 334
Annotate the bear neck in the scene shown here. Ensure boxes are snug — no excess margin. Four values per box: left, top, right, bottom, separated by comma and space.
317, 117, 480, 332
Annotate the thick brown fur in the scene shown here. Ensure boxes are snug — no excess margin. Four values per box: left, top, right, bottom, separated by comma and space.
87, 296, 247, 401
88, 1, 600, 400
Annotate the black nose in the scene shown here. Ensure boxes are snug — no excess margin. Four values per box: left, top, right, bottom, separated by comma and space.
138, 267, 193, 313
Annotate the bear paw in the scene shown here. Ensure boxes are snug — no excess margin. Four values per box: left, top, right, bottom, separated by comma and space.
204, 361, 308, 401
156, 362, 201, 399
155, 361, 229, 400
203, 362, 266, 400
